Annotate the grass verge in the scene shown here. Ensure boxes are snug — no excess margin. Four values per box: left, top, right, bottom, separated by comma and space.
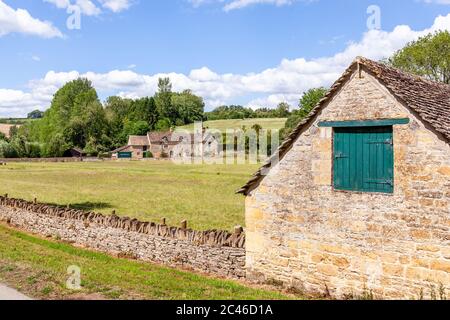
0, 224, 295, 300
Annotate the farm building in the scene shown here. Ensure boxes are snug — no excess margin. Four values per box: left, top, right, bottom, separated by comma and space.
113, 130, 220, 159
238, 57, 450, 299
63, 147, 86, 158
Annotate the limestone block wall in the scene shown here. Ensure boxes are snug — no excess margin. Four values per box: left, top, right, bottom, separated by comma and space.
246, 70, 450, 299
0, 197, 246, 279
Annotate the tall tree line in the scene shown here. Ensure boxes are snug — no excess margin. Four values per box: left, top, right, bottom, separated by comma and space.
2, 77, 205, 157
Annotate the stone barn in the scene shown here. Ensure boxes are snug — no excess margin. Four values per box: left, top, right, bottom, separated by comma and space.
238, 57, 450, 300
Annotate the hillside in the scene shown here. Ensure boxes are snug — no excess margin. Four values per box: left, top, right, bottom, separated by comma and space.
178, 118, 287, 132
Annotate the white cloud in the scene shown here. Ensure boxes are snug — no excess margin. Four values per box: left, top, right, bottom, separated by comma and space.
0, 0, 63, 38
44, 0, 101, 16
223, 0, 295, 12
420, 0, 450, 4
189, 0, 301, 11
44, 0, 132, 15
1, 13, 450, 117
98, 0, 132, 12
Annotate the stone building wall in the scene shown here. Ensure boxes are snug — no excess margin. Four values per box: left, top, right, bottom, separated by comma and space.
246, 70, 450, 299
0, 197, 246, 279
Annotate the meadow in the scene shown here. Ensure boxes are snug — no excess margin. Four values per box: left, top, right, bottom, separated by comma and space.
179, 118, 287, 132
0, 161, 259, 231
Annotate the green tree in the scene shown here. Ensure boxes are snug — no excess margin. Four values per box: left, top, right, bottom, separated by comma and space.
389, 30, 450, 84
104, 96, 134, 146
171, 90, 205, 125
131, 97, 158, 128
42, 134, 68, 157
0, 141, 17, 158
27, 110, 44, 119
251, 123, 263, 135
154, 118, 171, 132
283, 87, 328, 137
275, 102, 290, 118
24, 78, 109, 153
156, 78, 178, 124
122, 120, 151, 138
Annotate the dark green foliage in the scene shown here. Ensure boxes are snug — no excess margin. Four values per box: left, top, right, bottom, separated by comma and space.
21, 78, 109, 156
155, 118, 171, 131
0, 141, 18, 158
274, 102, 290, 118
171, 90, 205, 125
206, 104, 291, 121
27, 110, 44, 119
42, 134, 68, 158
388, 30, 450, 84
206, 105, 255, 120
282, 87, 328, 137
122, 120, 151, 139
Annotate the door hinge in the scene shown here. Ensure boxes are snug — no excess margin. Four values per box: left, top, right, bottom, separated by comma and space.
366, 179, 393, 186
334, 152, 348, 159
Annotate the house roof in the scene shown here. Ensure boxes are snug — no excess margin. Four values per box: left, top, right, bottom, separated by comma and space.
111, 145, 129, 153
128, 135, 150, 146
71, 147, 84, 154
147, 132, 172, 143
237, 56, 450, 195
148, 131, 202, 145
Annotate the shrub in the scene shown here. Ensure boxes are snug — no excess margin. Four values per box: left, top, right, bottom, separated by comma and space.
0, 141, 18, 158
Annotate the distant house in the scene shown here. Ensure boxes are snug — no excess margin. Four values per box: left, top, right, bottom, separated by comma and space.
113, 130, 220, 160
63, 147, 86, 158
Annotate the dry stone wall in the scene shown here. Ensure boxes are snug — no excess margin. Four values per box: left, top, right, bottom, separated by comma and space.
0, 196, 246, 279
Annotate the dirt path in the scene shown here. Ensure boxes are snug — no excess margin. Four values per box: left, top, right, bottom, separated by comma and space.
0, 283, 32, 300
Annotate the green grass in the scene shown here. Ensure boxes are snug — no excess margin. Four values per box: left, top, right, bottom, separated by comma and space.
0, 161, 258, 231
0, 224, 292, 300
179, 118, 287, 132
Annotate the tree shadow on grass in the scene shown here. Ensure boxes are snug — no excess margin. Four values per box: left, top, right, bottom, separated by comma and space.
41, 201, 113, 212
69, 202, 113, 211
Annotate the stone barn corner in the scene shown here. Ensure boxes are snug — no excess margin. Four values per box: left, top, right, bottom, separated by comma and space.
238, 57, 450, 300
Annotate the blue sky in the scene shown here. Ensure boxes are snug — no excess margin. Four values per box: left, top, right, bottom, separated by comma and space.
0, 0, 449, 117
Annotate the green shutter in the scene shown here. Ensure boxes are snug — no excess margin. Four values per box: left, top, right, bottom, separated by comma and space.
333, 126, 393, 193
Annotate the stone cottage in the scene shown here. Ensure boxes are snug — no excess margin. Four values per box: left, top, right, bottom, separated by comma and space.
112, 129, 220, 159
111, 135, 151, 159
238, 57, 450, 300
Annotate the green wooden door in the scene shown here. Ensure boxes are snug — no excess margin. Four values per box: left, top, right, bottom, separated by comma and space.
333, 126, 394, 193
118, 152, 132, 159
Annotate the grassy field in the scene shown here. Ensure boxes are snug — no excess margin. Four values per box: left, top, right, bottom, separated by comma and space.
0, 161, 258, 231
179, 118, 287, 132
0, 118, 34, 125
0, 224, 292, 300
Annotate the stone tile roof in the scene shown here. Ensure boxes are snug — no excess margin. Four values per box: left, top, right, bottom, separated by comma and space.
361, 57, 450, 141
111, 145, 129, 153
147, 132, 172, 143
128, 135, 150, 146
237, 56, 450, 195
148, 131, 205, 145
